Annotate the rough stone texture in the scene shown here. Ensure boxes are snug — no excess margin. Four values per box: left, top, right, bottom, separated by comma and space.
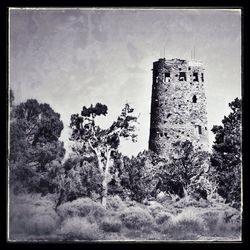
149, 58, 209, 158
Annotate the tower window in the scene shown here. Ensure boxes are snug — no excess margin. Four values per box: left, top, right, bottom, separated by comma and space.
164, 72, 170, 82
198, 126, 202, 134
192, 95, 197, 103
167, 113, 172, 118
201, 73, 204, 82
193, 72, 199, 82
164, 133, 168, 137
179, 72, 187, 81
195, 125, 202, 135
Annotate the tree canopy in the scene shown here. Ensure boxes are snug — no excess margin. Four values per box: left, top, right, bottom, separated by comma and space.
10, 97, 65, 194
211, 97, 242, 207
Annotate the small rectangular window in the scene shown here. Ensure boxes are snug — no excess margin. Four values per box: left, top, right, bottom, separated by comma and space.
193, 72, 199, 82
179, 72, 187, 81
198, 125, 202, 134
201, 73, 204, 82
195, 125, 202, 135
164, 72, 170, 82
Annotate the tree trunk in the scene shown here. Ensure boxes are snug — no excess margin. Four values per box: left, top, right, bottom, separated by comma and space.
101, 149, 111, 208
102, 178, 108, 207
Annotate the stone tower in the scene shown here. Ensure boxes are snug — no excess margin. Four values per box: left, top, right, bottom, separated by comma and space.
149, 58, 209, 158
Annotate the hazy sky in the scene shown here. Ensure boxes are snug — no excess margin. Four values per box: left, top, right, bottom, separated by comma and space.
9, 8, 241, 157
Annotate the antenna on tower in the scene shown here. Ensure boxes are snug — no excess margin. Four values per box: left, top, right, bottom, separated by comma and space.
194, 46, 196, 59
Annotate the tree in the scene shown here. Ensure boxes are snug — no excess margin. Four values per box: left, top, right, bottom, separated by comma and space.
9, 98, 65, 194
55, 154, 104, 208
211, 98, 242, 207
115, 150, 163, 202
69, 103, 138, 207
159, 140, 211, 199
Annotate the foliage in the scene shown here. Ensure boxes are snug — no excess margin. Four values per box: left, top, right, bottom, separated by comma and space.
24, 214, 59, 235
9, 97, 65, 194
56, 197, 106, 222
110, 143, 211, 202
106, 195, 126, 211
100, 217, 122, 232
120, 206, 155, 230
9, 193, 241, 240
9, 193, 59, 238
160, 208, 206, 239
158, 140, 211, 198
69, 103, 138, 206
211, 98, 242, 207
110, 150, 163, 202
55, 155, 103, 206
155, 211, 173, 225
59, 217, 102, 240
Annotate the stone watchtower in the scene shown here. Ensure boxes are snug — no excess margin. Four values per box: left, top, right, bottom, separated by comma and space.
149, 58, 209, 158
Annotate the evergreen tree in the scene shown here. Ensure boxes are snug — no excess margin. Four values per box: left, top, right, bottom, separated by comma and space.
10, 97, 65, 194
211, 98, 242, 208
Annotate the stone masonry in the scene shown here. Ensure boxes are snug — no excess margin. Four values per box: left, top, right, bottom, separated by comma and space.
149, 58, 209, 158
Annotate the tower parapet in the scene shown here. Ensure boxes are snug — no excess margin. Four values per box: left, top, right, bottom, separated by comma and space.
149, 58, 209, 157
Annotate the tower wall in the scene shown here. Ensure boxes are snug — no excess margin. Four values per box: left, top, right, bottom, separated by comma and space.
149, 58, 209, 158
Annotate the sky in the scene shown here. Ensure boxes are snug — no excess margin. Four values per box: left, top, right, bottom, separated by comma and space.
9, 8, 241, 157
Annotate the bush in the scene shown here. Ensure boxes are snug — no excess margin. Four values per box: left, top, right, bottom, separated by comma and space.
100, 217, 122, 232
146, 201, 167, 217
9, 193, 60, 238
57, 197, 106, 222
59, 217, 101, 240
155, 211, 173, 225
161, 208, 205, 237
173, 197, 210, 209
24, 214, 58, 235
201, 209, 241, 237
106, 195, 126, 211
120, 207, 155, 230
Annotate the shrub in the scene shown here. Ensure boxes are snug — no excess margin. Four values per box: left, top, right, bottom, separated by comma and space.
161, 208, 205, 236
147, 201, 166, 217
201, 209, 241, 237
100, 217, 122, 232
120, 207, 155, 230
59, 217, 101, 240
106, 195, 126, 211
24, 214, 58, 235
173, 197, 210, 209
155, 211, 173, 225
200, 210, 221, 233
56, 197, 106, 222
9, 193, 59, 238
